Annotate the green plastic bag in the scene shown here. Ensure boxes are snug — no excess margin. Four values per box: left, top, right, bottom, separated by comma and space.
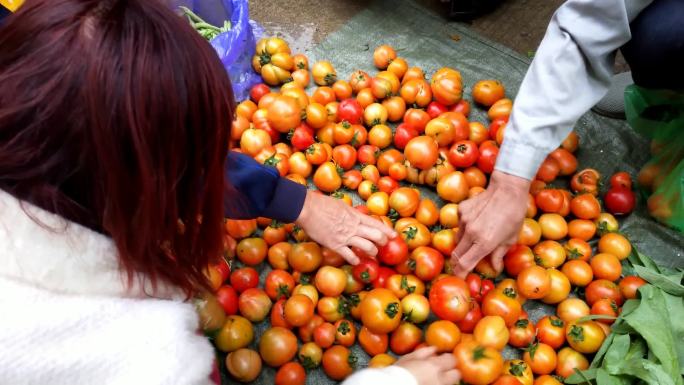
625, 85, 684, 232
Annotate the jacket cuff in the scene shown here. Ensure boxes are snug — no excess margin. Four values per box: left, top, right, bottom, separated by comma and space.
260, 177, 307, 223
495, 139, 550, 180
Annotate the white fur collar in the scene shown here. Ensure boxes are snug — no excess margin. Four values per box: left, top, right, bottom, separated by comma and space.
0, 189, 182, 299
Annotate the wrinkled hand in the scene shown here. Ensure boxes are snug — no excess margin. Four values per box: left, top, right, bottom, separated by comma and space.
296, 191, 396, 265
450, 171, 530, 278
396, 346, 460, 385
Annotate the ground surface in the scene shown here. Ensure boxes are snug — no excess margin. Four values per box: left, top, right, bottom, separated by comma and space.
248, 0, 628, 71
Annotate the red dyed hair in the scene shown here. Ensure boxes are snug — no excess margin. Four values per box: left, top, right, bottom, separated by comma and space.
0, 0, 234, 295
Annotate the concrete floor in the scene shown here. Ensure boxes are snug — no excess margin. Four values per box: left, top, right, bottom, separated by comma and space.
248, 0, 627, 72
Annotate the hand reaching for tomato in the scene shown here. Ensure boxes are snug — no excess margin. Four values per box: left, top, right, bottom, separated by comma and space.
451, 171, 530, 278
395, 346, 461, 385
296, 190, 396, 265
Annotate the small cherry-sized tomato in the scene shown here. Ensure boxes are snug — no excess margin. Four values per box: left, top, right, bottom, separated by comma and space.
591, 298, 619, 325
504, 245, 536, 277
284, 294, 314, 327
373, 44, 397, 69
315, 266, 347, 297
604, 186, 636, 215
411, 246, 445, 282
477, 142, 499, 174
313, 322, 336, 349
334, 319, 357, 347
238, 288, 272, 323
337, 98, 363, 124
216, 285, 239, 315
448, 139, 479, 168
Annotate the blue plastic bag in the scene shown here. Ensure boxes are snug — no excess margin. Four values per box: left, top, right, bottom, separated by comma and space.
173, 0, 262, 102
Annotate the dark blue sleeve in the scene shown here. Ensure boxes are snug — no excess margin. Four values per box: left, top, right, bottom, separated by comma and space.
225, 151, 307, 222
0, 5, 10, 23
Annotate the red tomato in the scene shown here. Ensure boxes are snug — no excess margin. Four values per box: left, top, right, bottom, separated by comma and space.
337, 99, 363, 124
504, 245, 536, 277
585, 279, 623, 306
239, 288, 272, 322
250, 83, 271, 103
403, 108, 430, 133
456, 300, 483, 333
393, 123, 419, 150
604, 187, 636, 215
352, 257, 380, 284
216, 285, 239, 315
265, 270, 296, 300
477, 143, 499, 174
488, 117, 508, 140
372, 267, 397, 289
322, 345, 356, 380
357, 144, 380, 165
378, 237, 409, 266
619, 275, 646, 299
610, 171, 633, 189
427, 101, 448, 118
429, 276, 470, 322
275, 362, 306, 385
290, 124, 315, 151
448, 140, 479, 168
230, 267, 259, 293
358, 326, 389, 357
465, 273, 495, 303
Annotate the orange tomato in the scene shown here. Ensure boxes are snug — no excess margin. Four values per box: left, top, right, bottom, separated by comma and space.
590, 253, 622, 281
487, 98, 512, 120
360, 288, 402, 334
349, 70, 372, 93
387, 57, 408, 79
541, 269, 571, 305
426, 320, 461, 353
313, 162, 342, 192
472, 79, 505, 106
400, 79, 433, 107
373, 44, 397, 69
312, 61, 337, 86
437, 171, 469, 203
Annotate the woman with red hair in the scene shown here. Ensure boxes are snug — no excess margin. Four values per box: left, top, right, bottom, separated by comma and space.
0, 1, 458, 384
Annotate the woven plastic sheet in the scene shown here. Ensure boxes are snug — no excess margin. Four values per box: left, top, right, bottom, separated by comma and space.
222, 0, 684, 383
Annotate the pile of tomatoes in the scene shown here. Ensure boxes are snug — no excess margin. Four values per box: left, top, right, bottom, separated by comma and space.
199, 38, 648, 385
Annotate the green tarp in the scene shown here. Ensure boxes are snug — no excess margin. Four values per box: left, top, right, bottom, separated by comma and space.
224, 0, 684, 383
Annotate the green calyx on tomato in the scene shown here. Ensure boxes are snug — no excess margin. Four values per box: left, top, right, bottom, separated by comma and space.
388, 208, 399, 222
263, 154, 281, 167
515, 319, 529, 328
403, 226, 418, 240
332, 190, 344, 199
508, 362, 528, 377
335, 165, 344, 176
360, 270, 370, 282
300, 355, 317, 371
550, 317, 564, 328
472, 346, 488, 361
277, 284, 291, 298
525, 341, 539, 359
503, 287, 517, 299
324, 73, 337, 86
270, 220, 283, 228
408, 259, 417, 271
400, 275, 416, 294
337, 321, 351, 335
385, 302, 400, 318
568, 324, 585, 342
299, 274, 311, 285
567, 248, 583, 260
